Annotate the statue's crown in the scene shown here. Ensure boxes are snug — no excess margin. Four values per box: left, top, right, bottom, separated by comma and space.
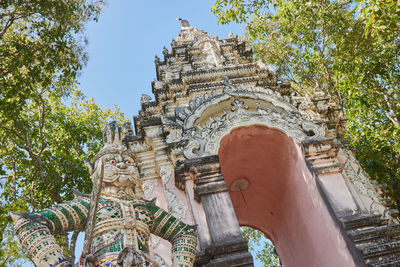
94, 121, 135, 161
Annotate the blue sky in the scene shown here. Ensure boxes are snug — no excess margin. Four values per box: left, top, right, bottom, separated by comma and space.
78, 0, 243, 120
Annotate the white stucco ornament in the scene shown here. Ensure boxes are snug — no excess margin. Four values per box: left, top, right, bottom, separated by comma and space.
162, 78, 326, 159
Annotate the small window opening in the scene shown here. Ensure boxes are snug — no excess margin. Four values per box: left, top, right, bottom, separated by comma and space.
241, 226, 282, 267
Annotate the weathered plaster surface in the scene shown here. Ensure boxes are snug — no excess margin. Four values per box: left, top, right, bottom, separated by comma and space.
317, 173, 359, 216
184, 179, 212, 250
219, 125, 357, 267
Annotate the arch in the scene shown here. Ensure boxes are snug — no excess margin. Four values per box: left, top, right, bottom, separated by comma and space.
169, 85, 325, 160
218, 125, 356, 266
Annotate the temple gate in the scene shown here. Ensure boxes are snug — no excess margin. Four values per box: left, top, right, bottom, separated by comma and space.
121, 21, 400, 266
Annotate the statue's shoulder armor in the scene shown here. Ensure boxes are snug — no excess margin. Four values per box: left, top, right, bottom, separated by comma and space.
138, 198, 160, 214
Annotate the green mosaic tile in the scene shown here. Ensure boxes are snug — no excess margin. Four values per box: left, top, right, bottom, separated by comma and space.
36, 210, 61, 232
137, 238, 148, 253
59, 206, 74, 229
154, 211, 167, 226
160, 216, 177, 236
71, 204, 86, 224
77, 199, 90, 209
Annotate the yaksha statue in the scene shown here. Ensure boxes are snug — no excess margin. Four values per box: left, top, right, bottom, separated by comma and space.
10, 122, 198, 267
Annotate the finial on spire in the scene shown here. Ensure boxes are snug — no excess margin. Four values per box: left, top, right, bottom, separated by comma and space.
104, 121, 121, 145
94, 121, 136, 162
122, 121, 134, 142
176, 18, 190, 28
163, 46, 168, 55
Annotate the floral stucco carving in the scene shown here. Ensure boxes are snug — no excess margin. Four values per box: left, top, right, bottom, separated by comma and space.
166, 189, 187, 220
143, 179, 158, 199
340, 148, 385, 215
149, 166, 188, 250
163, 78, 326, 159
160, 166, 173, 185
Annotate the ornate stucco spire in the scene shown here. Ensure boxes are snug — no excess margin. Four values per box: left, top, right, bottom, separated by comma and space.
174, 19, 225, 67
175, 18, 208, 45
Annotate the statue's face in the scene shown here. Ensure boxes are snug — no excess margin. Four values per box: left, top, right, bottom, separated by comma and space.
101, 153, 140, 185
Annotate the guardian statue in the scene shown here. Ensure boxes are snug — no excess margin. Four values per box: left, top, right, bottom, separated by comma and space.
10, 122, 197, 267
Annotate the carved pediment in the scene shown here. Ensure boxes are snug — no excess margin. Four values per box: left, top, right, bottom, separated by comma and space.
162, 79, 327, 159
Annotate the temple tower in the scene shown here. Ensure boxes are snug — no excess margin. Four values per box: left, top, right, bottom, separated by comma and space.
126, 21, 400, 266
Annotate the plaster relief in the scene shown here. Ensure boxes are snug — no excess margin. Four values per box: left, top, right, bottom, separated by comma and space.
159, 77, 328, 159
166, 189, 187, 220
340, 148, 385, 215
167, 80, 326, 159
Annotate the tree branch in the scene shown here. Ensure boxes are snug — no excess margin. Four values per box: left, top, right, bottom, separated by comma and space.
36, 93, 46, 156
383, 94, 399, 129
0, 254, 12, 266
11, 150, 17, 201
0, 10, 16, 40
32, 155, 63, 203
373, 86, 400, 129
0, 125, 29, 151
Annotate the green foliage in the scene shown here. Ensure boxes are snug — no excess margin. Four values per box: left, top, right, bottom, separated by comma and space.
241, 227, 280, 266
0, 224, 27, 266
0, 89, 126, 263
359, 0, 400, 37
212, 0, 399, 206
0, 0, 129, 264
0, 0, 104, 120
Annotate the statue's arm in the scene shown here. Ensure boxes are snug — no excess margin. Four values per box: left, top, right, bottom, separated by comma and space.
148, 204, 198, 267
10, 191, 90, 266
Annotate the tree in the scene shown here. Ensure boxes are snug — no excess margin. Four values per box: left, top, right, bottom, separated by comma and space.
0, 89, 127, 265
241, 227, 280, 266
0, 0, 104, 119
359, 0, 400, 37
212, 0, 399, 207
0, 0, 130, 265
212, 0, 399, 263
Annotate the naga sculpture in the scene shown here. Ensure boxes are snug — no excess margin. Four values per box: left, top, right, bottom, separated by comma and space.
10, 122, 198, 267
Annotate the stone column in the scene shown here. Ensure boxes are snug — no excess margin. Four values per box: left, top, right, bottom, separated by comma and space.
177, 155, 253, 267
302, 138, 361, 218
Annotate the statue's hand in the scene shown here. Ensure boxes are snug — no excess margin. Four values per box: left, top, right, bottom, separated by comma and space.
117, 246, 143, 267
